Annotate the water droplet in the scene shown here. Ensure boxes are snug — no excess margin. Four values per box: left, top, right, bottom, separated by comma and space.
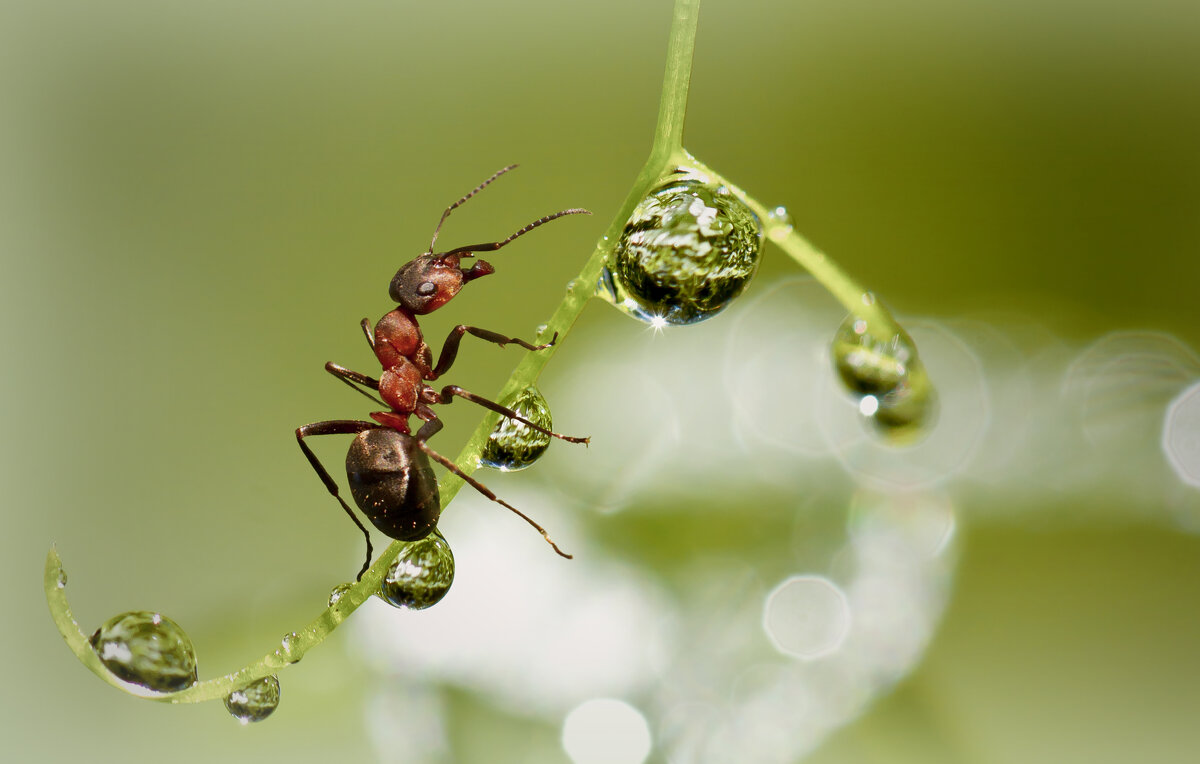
480, 385, 553, 471
328, 583, 353, 607
89, 611, 198, 693
279, 632, 302, 663
535, 323, 550, 340
224, 675, 280, 724
601, 178, 762, 325
767, 206, 793, 242
379, 531, 455, 610
566, 278, 578, 292
831, 315, 916, 397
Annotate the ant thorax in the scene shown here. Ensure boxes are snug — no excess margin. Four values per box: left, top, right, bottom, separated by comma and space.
371, 309, 430, 371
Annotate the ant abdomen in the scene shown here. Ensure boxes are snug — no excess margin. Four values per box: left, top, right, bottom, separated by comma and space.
345, 429, 441, 542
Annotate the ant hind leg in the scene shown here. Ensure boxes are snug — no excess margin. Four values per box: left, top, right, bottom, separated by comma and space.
413, 416, 572, 559
436, 384, 589, 444
295, 420, 379, 580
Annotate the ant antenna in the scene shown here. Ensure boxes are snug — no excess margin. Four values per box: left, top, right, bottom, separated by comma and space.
437, 208, 592, 258
427, 164, 519, 254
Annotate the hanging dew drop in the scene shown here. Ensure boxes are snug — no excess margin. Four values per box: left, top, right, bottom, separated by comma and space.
89, 611, 198, 693
379, 531, 455, 610
831, 314, 917, 397
480, 385, 553, 471
872, 376, 937, 442
602, 176, 762, 325
224, 675, 280, 724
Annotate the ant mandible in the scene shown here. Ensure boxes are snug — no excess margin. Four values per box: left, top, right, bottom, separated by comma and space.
295, 165, 591, 580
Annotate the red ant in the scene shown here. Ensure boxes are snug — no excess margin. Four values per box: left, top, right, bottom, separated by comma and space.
295, 166, 591, 580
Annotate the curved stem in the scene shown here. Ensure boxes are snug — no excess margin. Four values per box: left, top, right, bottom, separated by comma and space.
677, 150, 933, 402
45, 0, 707, 704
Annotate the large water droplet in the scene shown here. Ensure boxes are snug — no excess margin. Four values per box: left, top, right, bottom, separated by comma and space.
379, 531, 455, 610
832, 314, 916, 397
89, 611, 198, 693
600, 177, 762, 325
480, 385, 553, 472
224, 675, 280, 724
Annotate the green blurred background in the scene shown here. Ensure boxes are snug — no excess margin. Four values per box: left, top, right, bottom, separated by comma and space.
3, 0, 1199, 762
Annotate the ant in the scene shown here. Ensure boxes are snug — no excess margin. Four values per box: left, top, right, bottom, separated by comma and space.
295, 166, 591, 580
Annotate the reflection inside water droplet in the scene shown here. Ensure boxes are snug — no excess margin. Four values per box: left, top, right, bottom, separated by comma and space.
379, 531, 455, 610
599, 177, 762, 326
90, 611, 198, 693
224, 675, 280, 724
480, 385, 554, 472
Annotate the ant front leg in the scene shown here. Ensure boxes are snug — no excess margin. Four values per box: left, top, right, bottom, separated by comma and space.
435, 384, 589, 444
295, 419, 380, 581
411, 415, 573, 559
325, 362, 387, 408
429, 326, 559, 380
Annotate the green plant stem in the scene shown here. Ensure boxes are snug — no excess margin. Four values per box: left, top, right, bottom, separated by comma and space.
44, 0, 707, 706
678, 152, 932, 394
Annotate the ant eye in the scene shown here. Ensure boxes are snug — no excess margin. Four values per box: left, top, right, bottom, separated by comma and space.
417, 281, 437, 297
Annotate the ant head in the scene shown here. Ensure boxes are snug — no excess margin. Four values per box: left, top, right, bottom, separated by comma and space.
389, 253, 495, 315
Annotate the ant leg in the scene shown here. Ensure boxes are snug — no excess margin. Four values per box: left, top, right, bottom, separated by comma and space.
360, 318, 376, 351
412, 417, 572, 559
296, 420, 379, 581
436, 208, 592, 258
427, 165, 519, 253
429, 325, 559, 379
436, 384, 589, 444
325, 362, 387, 408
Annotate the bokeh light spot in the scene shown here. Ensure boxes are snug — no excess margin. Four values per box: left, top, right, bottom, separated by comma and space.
762, 575, 851, 660
1164, 380, 1200, 488
562, 698, 652, 764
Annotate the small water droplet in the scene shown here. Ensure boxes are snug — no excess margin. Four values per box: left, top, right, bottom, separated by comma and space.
480, 385, 553, 471
565, 278, 577, 292
89, 611, 198, 693
328, 583, 353, 607
224, 675, 280, 724
279, 632, 302, 663
602, 177, 762, 326
535, 323, 550, 340
767, 206, 793, 242
832, 315, 916, 397
379, 531, 454, 610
